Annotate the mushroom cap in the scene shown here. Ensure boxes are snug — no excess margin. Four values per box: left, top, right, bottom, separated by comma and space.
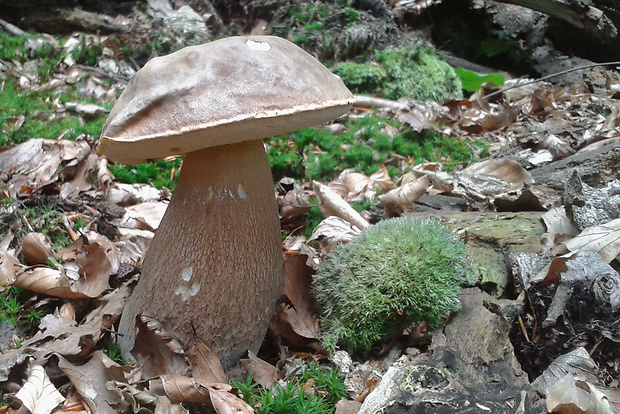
98, 36, 354, 165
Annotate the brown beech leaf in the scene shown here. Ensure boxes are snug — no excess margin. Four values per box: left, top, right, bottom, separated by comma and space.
209, 384, 255, 414
279, 189, 311, 221
342, 172, 376, 202
12, 266, 89, 299
369, 167, 396, 192
239, 351, 279, 388
120, 201, 169, 231
22, 233, 53, 265
313, 182, 369, 230
131, 313, 190, 379
308, 216, 361, 253
0, 138, 90, 198
185, 335, 227, 383
0, 252, 21, 287
15, 363, 65, 414
81, 283, 131, 331
379, 175, 430, 218
159, 376, 253, 413
60, 152, 98, 199
271, 302, 321, 348
58, 351, 129, 412
563, 217, 620, 263
282, 252, 317, 324
461, 159, 534, 187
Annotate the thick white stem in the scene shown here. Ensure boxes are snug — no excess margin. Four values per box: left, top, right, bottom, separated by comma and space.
118, 140, 282, 370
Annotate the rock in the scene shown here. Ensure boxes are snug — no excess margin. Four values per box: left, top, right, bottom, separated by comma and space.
358, 289, 535, 413
412, 211, 546, 297
564, 172, 620, 231
163, 6, 211, 46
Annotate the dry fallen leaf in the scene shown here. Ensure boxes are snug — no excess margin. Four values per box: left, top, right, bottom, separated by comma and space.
239, 351, 279, 389
313, 181, 369, 230
15, 363, 65, 414
563, 217, 620, 263
546, 375, 615, 414
460, 159, 534, 187
308, 216, 361, 253
21, 233, 53, 265
158, 376, 253, 413
130, 313, 190, 379
185, 336, 227, 383
379, 175, 430, 217
58, 351, 128, 412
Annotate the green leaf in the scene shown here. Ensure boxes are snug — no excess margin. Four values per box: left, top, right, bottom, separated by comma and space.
455, 68, 505, 92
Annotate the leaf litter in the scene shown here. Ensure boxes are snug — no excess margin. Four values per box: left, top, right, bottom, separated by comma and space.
1, 30, 620, 414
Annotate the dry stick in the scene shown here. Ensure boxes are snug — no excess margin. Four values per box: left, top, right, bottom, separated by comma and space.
483, 61, 620, 100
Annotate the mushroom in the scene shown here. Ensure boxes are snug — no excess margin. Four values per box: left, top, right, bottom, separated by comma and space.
98, 36, 354, 369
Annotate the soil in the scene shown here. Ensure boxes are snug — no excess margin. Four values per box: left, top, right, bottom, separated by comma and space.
510, 282, 620, 385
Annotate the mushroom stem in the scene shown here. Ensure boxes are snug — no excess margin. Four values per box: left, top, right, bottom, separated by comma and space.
117, 139, 282, 369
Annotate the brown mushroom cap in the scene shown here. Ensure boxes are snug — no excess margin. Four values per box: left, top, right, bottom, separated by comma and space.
99, 35, 354, 164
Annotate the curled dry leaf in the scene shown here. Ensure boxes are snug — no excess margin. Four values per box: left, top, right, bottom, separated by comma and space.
22, 233, 53, 265
563, 217, 620, 263
130, 313, 190, 379
159, 376, 253, 413
308, 216, 361, 253
531, 347, 599, 395
15, 363, 65, 414
369, 167, 396, 192
279, 189, 311, 222
185, 336, 227, 383
239, 351, 279, 388
0, 139, 91, 197
341, 172, 376, 202
58, 351, 129, 412
546, 375, 617, 414
313, 182, 368, 230
270, 252, 321, 347
460, 159, 534, 187
379, 175, 430, 218
119, 201, 169, 232
106, 182, 166, 206
1, 252, 23, 287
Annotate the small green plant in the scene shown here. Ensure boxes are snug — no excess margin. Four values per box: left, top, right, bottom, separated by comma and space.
0, 287, 22, 325
234, 362, 347, 414
24, 309, 44, 330
0, 287, 44, 334
455, 68, 505, 92
101, 335, 124, 364
313, 217, 475, 355
336, 47, 463, 102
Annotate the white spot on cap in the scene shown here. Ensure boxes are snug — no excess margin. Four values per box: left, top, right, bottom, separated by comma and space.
246, 39, 271, 52
238, 184, 247, 199
181, 267, 193, 281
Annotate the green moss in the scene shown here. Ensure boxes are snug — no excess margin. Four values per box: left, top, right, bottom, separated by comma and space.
336, 47, 463, 102
313, 217, 474, 355
108, 158, 182, 190
0, 77, 110, 146
266, 115, 487, 183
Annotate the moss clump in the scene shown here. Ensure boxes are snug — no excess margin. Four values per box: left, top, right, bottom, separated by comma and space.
313, 217, 474, 355
336, 47, 463, 102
